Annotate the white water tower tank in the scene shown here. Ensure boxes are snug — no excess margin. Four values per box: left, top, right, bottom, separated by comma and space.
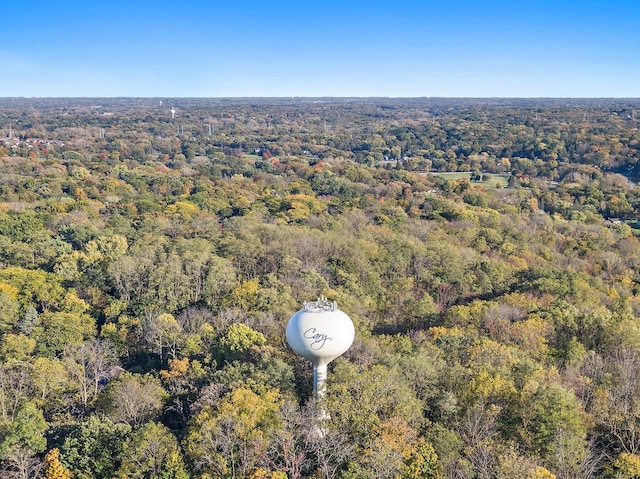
286, 296, 355, 400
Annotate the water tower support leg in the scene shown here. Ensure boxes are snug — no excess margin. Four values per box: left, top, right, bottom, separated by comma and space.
313, 363, 330, 427
313, 363, 328, 399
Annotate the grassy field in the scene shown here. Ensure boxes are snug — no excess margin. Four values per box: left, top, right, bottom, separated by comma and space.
425, 172, 511, 188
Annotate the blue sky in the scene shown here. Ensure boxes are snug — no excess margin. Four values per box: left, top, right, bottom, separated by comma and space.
2, 0, 639, 97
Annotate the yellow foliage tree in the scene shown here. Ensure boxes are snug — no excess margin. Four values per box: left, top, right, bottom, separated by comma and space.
250, 467, 288, 479
226, 278, 260, 310
283, 193, 324, 222
0, 282, 19, 300
166, 200, 201, 218
44, 448, 72, 479
185, 387, 282, 478
528, 466, 556, 479
612, 452, 640, 478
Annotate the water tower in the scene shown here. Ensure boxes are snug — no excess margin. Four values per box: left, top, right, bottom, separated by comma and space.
286, 296, 355, 402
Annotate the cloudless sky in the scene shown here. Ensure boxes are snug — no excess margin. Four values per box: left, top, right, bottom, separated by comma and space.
2, 0, 639, 97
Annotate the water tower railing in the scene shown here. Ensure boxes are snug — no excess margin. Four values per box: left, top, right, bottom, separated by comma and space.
302, 295, 337, 313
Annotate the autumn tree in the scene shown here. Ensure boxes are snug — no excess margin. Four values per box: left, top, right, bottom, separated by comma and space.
185, 387, 282, 478
44, 448, 72, 479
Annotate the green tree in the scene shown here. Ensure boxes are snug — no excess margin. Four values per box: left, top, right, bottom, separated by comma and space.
0, 401, 47, 460
0, 333, 36, 362
141, 313, 183, 360
327, 361, 423, 443
518, 372, 586, 468
60, 416, 132, 479
31, 357, 69, 408
220, 323, 267, 357
116, 422, 188, 479
35, 311, 96, 355
0, 285, 21, 334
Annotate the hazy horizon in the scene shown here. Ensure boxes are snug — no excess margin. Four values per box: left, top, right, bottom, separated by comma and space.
2, 96, 640, 99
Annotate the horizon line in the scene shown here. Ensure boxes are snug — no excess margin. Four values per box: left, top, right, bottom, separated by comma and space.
1, 96, 640, 100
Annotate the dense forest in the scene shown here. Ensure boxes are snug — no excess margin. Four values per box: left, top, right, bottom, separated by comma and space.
1, 97, 640, 478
